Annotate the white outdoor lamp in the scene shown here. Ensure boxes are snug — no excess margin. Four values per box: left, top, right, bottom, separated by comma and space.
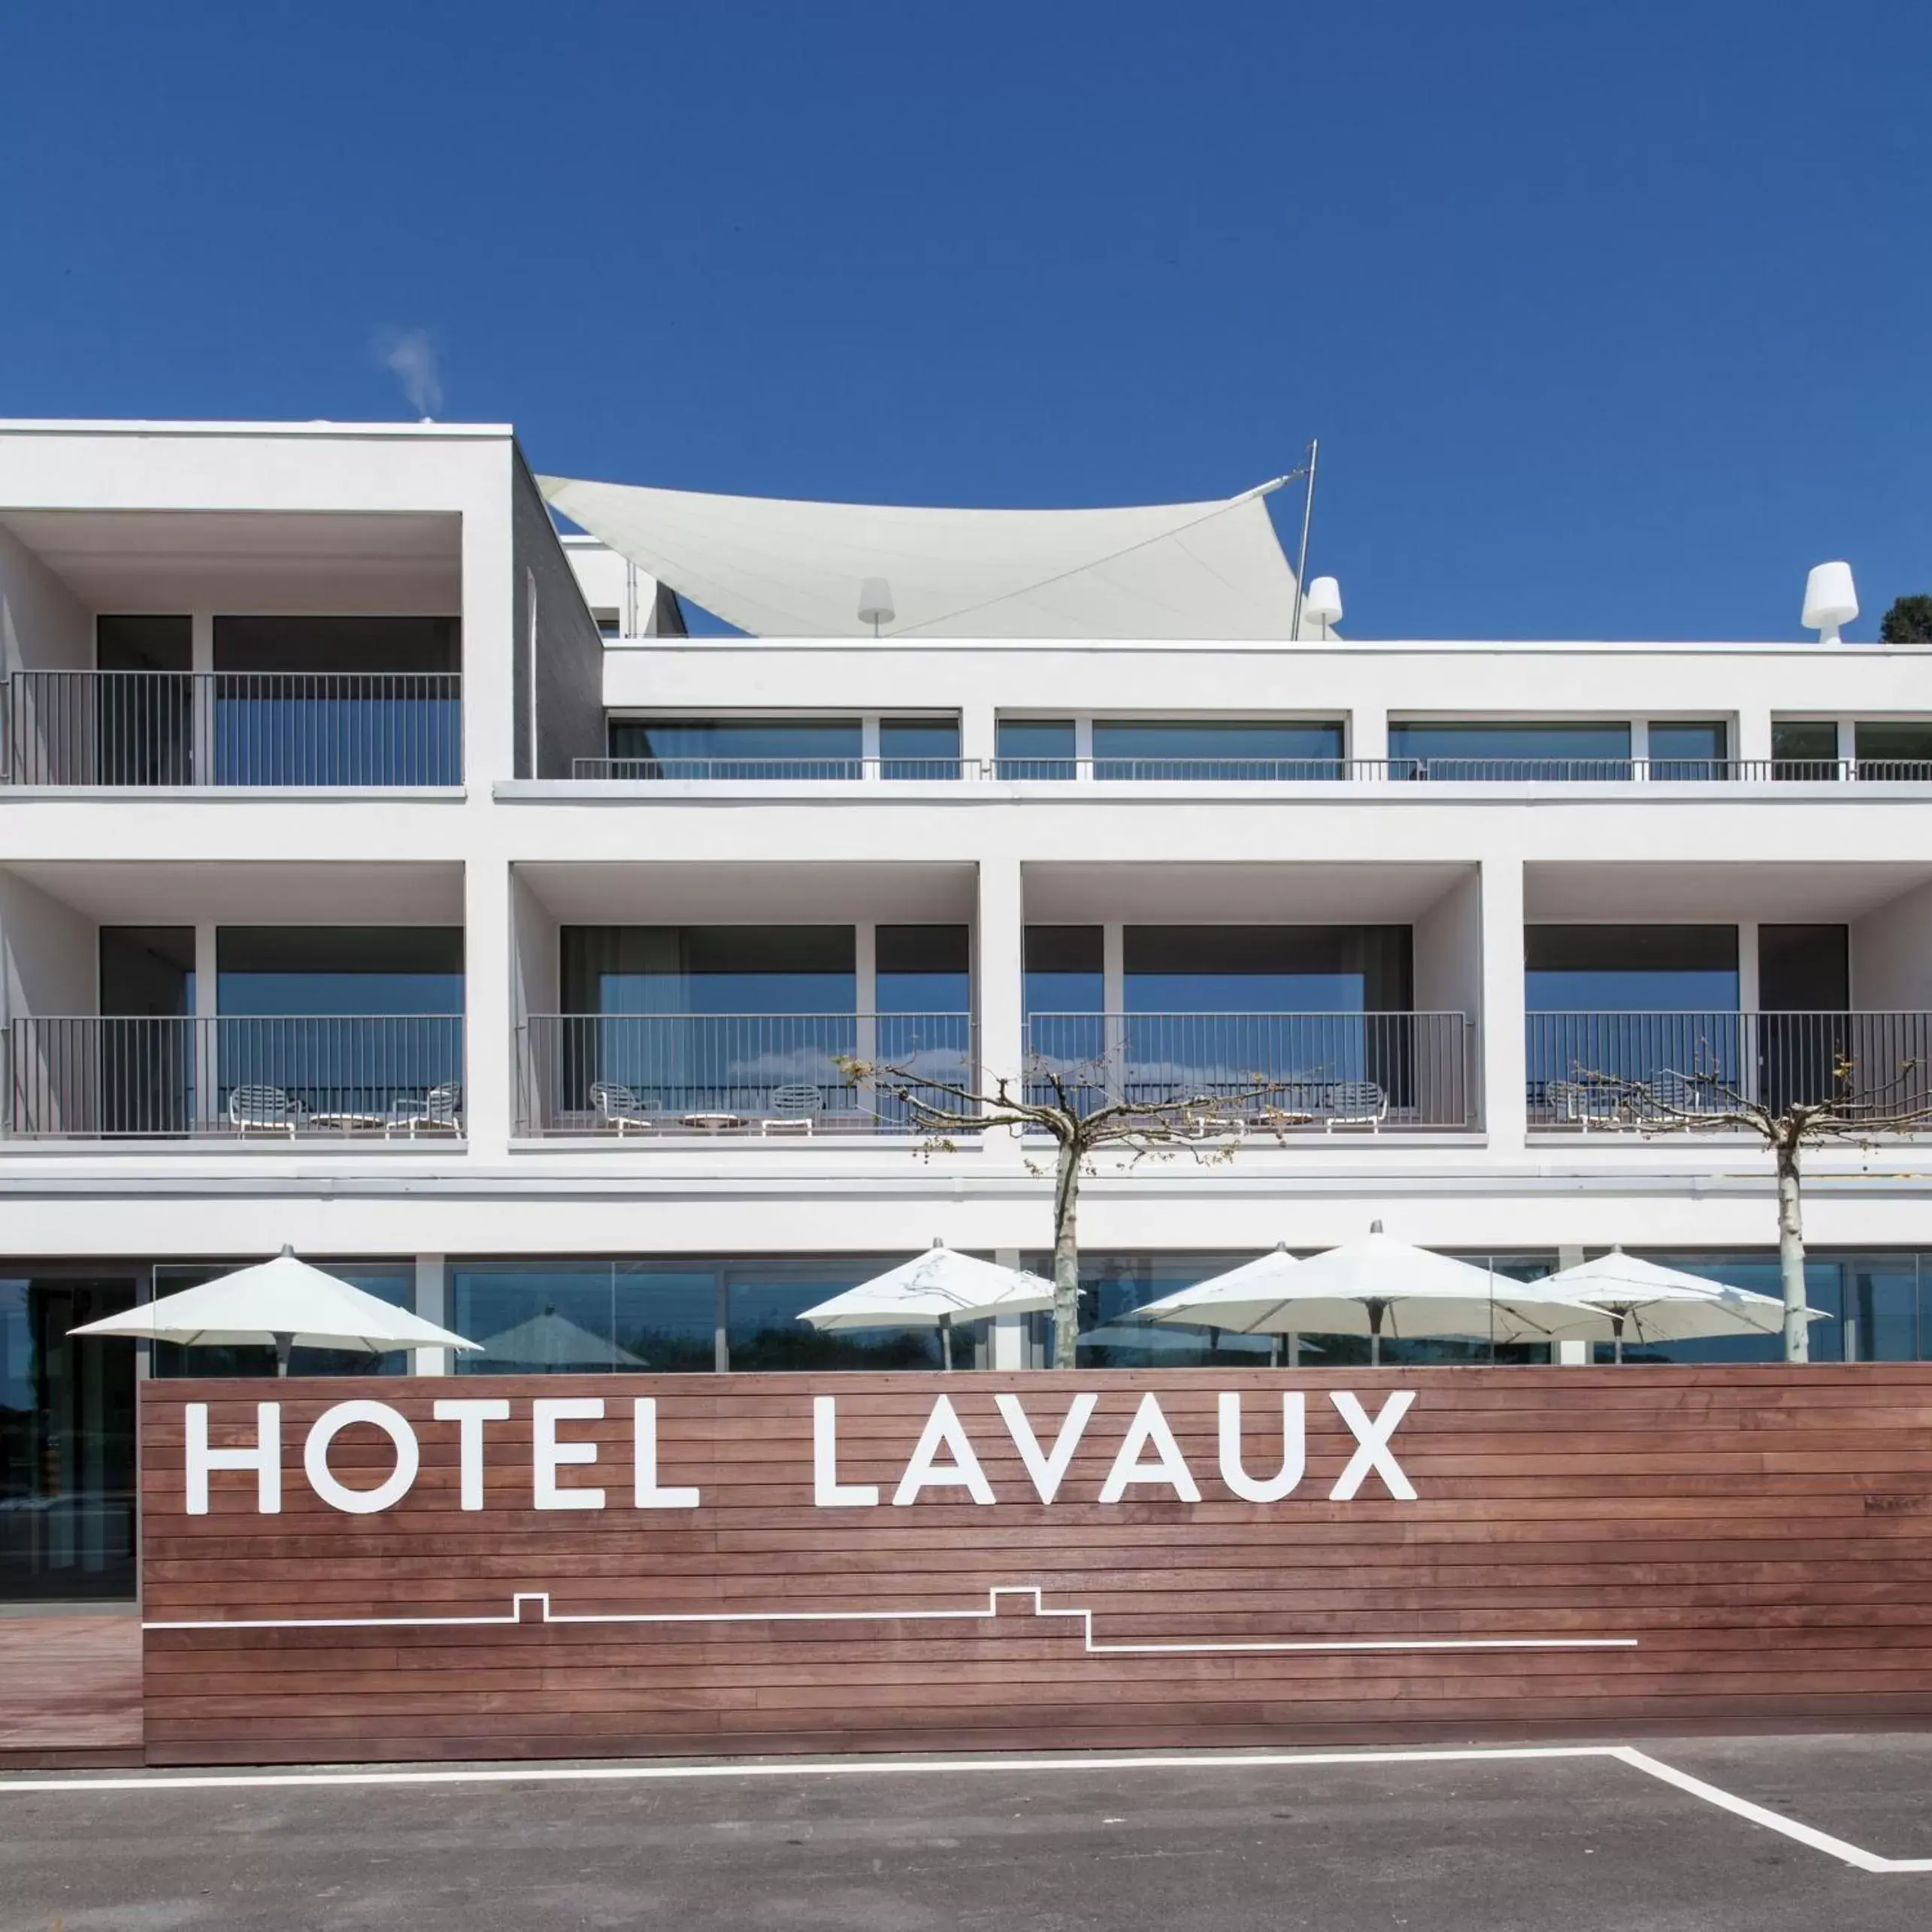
857, 577, 895, 637
1801, 561, 1858, 643
1301, 575, 1343, 634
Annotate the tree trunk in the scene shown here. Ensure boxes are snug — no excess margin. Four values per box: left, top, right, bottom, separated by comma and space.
1051, 1133, 1083, 1367
1776, 1139, 1809, 1364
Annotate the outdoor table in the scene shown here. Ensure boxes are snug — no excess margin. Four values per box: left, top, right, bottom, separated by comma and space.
680, 1112, 746, 1133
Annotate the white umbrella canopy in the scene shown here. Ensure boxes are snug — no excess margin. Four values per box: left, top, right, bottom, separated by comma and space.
476, 1309, 648, 1370
1522, 1247, 1831, 1360
68, 1247, 480, 1374
1142, 1225, 1587, 1364
798, 1243, 1054, 1368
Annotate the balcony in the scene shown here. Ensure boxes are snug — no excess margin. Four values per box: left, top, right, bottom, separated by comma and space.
573, 756, 964, 781
1526, 1011, 1932, 1131
516, 1014, 975, 1137
1, 671, 462, 788
6, 1016, 465, 1140
1025, 1012, 1476, 1131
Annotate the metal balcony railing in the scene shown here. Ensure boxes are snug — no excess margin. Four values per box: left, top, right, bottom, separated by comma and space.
1526, 1010, 1932, 1130
569, 753, 1932, 786
574, 756, 966, 780
6, 1016, 465, 1138
516, 1013, 976, 1136
1025, 1012, 1475, 1129
0, 671, 462, 786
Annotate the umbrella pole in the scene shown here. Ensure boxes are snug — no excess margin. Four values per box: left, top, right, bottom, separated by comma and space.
939, 1314, 953, 1373
1369, 1303, 1384, 1369
1613, 1316, 1624, 1367
273, 1333, 293, 1378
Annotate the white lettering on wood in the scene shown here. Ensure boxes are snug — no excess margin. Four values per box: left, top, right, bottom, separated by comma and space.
1328, 1390, 1417, 1501
533, 1397, 607, 1510
633, 1398, 701, 1509
1098, 1393, 1201, 1504
432, 1398, 510, 1511
813, 1395, 879, 1507
185, 1401, 280, 1516
304, 1401, 419, 1516
994, 1392, 1098, 1504
892, 1394, 996, 1507
1217, 1391, 1307, 1503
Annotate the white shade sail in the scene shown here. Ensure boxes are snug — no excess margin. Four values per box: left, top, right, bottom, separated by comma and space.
799, 1244, 1054, 1331
538, 474, 1308, 640
68, 1250, 478, 1361
1521, 1249, 1828, 1347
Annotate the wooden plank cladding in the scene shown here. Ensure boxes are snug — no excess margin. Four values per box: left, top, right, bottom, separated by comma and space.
138, 1366, 1932, 1765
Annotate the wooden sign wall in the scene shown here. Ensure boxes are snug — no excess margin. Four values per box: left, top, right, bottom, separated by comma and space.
139, 1366, 1932, 1765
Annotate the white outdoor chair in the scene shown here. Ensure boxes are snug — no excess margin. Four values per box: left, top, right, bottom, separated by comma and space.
1549, 1078, 1628, 1132
1320, 1080, 1388, 1132
588, 1080, 656, 1135
1647, 1071, 1728, 1122
760, 1083, 825, 1135
229, 1084, 301, 1138
386, 1082, 464, 1138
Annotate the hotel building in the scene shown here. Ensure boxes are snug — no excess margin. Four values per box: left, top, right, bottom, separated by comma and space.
3, 416, 1931, 1601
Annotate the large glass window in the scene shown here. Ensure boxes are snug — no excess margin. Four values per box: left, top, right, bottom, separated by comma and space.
1091, 719, 1344, 778
0, 1271, 138, 1600
879, 716, 961, 780
607, 718, 862, 776
562, 927, 855, 1016
1855, 722, 1932, 777
1525, 926, 1737, 1012
876, 926, 969, 1013
217, 927, 464, 1016
1646, 720, 1728, 780
1124, 926, 1412, 1013
996, 719, 1077, 780
1389, 720, 1631, 779
452, 1256, 958, 1373
1771, 720, 1839, 777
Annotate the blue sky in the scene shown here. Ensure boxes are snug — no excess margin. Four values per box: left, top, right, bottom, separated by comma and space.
3, 2, 1926, 640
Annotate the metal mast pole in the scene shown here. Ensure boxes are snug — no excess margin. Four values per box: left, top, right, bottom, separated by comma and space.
1289, 438, 1319, 641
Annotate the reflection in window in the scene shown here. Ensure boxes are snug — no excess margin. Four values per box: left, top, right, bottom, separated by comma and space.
1124, 926, 1412, 1014
996, 719, 1076, 779
1855, 722, 1932, 777
1771, 720, 1839, 777
1389, 721, 1630, 779
879, 717, 961, 780
607, 719, 862, 777
1646, 720, 1728, 780
1525, 926, 1737, 1013
1091, 719, 1344, 778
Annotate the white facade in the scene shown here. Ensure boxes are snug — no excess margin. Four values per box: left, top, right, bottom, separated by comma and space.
2, 420, 1931, 1294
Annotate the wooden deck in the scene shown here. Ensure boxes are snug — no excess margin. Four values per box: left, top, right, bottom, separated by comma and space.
0, 1612, 142, 1766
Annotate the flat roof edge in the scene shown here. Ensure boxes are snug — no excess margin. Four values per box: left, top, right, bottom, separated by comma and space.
0, 419, 515, 439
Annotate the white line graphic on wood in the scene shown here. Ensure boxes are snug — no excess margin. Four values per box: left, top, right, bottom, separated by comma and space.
145, 1583, 1637, 1652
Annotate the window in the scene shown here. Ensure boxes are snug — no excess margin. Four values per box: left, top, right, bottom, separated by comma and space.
1525, 926, 1737, 1012
1771, 720, 1838, 777
96, 614, 190, 672
1855, 722, 1932, 777
1090, 719, 1344, 778
561, 927, 855, 1016
1646, 720, 1727, 779
213, 616, 459, 675
997, 719, 1076, 779
1123, 926, 1412, 1013
216, 927, 464, 1015
607, 719, 862, 776
876, 926, 969, 1014
1388, 721, 1630, 779
879, 716, 961, 779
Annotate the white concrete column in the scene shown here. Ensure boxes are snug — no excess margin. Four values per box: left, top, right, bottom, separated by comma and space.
1074, 716, 1095, 782
991, 1246, 1028, 1368
1838, 717, 1858, 776
854, 922, 878, 1067
1349, 706, 1388, 771
961, 700, 998, 779
1629, 716, 1649, 782
189, 611, 214, 784
1735, 704, 1773, 766
860, 715, 881, 777
413, 1254, 450, 1375
1101, 922, 1126, 1099
465, 856, 513, 1156
193, 923, 219, 1133
1480, 855, 1528, 1153
977, 857, 1026, 1164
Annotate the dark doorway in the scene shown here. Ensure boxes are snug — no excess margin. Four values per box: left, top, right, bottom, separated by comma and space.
1758, 925, 1850, 1112
99, 927, 195, 1134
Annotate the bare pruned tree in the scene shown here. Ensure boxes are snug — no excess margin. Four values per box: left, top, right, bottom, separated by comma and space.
838, 1052, 1312, 1364
1561, 1050, 1932, 1361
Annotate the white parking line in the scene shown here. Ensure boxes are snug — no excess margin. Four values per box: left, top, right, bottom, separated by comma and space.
0, 1741, 1926, 1876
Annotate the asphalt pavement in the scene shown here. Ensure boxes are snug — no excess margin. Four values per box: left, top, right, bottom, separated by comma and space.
4, 1734, 1932, 1930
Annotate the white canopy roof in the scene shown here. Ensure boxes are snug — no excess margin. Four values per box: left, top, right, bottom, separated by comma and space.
538, 474, 1308, 640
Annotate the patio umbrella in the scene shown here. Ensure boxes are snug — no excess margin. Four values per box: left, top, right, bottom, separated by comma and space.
798, 1242, 1055, 1369
1521, 1247, 1831, 1361
68, 1246, 479, 1374
1142, 1224, 1585, 1364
